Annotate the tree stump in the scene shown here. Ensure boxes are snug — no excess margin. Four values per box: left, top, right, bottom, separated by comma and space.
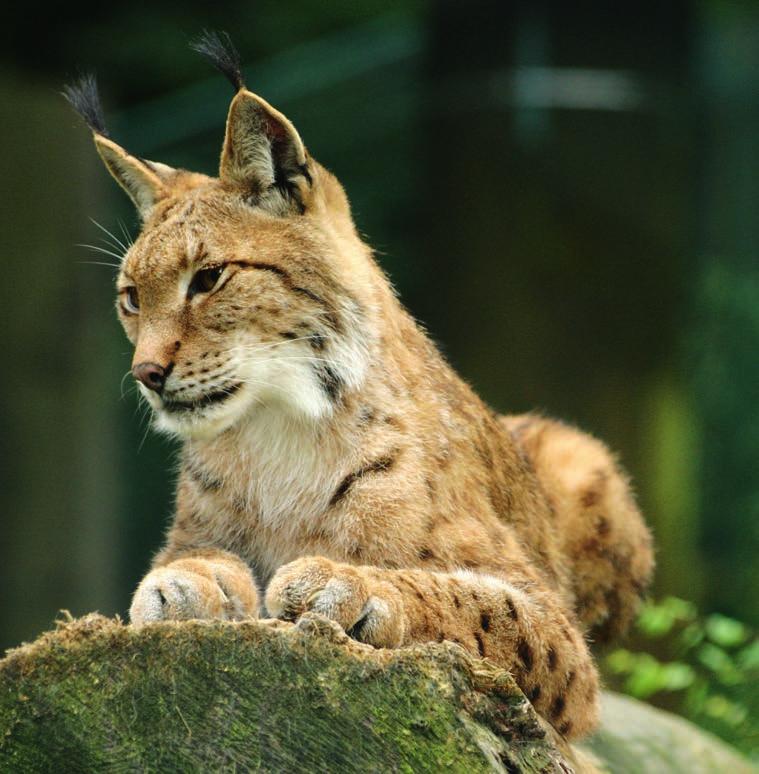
0, 614, 754, 772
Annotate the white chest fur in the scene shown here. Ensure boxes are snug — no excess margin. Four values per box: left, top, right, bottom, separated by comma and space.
185, 408, 355, 572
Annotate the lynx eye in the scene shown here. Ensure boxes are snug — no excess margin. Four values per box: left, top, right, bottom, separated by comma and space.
188, 266, 224, 299
121, 286, 140, 314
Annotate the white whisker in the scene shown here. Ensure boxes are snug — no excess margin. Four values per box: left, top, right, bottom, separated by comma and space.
117, 219, 134, 248
90, 217, 128, 253
77, 260, 121, 270
217, 334, 334, 359
235, 335, 317, 352
119, 368, 134, 400
77, 243, 125, 262
246, 357, 340, 371
266, 355, 337, 364
136, 396, 154, 453
232, 377, 293, 396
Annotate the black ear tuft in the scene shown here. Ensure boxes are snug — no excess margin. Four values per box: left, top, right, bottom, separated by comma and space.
191, 30, 244, 91
62, 73, 109, 137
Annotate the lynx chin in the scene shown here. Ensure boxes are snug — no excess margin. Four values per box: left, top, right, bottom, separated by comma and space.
64, 32, 653, 740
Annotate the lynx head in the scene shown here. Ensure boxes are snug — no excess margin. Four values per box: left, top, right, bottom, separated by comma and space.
65, 34, 380, 441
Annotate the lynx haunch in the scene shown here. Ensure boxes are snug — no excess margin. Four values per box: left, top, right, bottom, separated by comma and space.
64, 33, 653, 740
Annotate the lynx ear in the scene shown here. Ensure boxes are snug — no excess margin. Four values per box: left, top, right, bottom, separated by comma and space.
219, 89, 311, 213
93, 136, 169, 218
190, 31, 311, 213
63, 74, 171, 219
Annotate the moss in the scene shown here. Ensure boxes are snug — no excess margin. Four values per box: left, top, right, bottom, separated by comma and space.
0, 615, 564, 773
1, 614, 755, 773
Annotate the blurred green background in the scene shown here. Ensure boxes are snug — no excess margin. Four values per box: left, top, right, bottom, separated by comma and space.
1, 0, 758, 755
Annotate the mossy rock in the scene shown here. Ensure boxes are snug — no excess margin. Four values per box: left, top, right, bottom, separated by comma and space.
0, 614, 754, 773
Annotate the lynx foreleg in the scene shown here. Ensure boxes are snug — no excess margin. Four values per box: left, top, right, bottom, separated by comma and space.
412, 568, 601, 739
265, 557, 599, 738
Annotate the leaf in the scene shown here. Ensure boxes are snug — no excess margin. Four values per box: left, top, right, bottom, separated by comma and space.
697, 644, 744, 685
606, 649, 636, 674
736, 639, 759, 671
623, 653, 667, 698
705, 615, 748, 649
636, 597, 696, 637
701, 695, 748, 726
679, 623, 705, 650
660, 662, 696, 691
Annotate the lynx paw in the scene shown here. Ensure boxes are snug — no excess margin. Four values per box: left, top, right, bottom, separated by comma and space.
129, 557, 258, 625
265, 557, 406, 648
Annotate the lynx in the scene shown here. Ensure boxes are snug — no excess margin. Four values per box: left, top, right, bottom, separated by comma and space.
64, 33, 653, 739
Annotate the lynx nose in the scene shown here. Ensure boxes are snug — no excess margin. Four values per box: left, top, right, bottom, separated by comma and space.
132, 361, 167, 393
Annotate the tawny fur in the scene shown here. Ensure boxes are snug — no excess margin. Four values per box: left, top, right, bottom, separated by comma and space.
69, 68, 654, 740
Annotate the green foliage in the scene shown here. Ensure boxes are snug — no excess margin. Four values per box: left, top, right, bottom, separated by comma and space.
603, 597, 759, 762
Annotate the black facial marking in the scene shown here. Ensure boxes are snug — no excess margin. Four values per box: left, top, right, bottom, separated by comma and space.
154, 200, 180, 225
162, 381, 242, 413
236, 261, 289, 279
231, 260, 342, 332
292, 284, 323, 306
474, 632, 486, 657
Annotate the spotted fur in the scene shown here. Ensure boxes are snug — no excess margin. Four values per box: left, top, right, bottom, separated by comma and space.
66, 42, 654, 741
